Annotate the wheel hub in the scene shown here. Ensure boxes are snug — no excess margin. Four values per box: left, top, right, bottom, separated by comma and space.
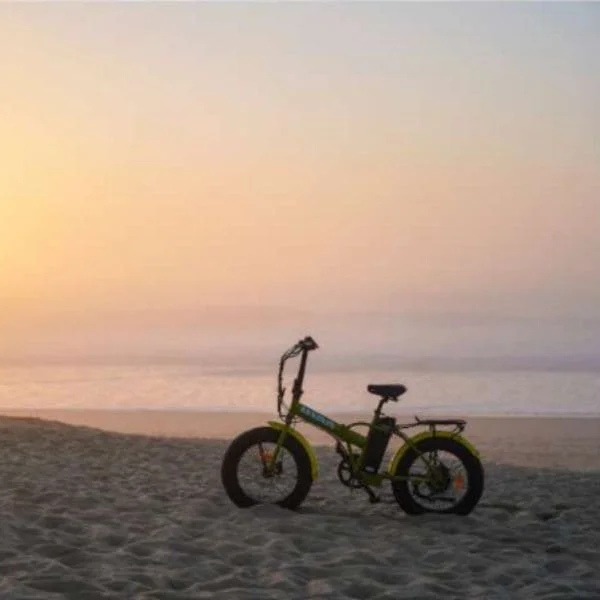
428, 462, 452, 493
262, 461, 283, 478
413, 462, 452, 499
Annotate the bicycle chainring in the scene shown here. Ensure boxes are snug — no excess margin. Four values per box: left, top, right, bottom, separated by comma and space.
337, 455, 363, 488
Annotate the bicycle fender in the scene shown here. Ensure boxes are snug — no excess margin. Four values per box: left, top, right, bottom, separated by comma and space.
268, 421, 318, 481
388, 431, 480, 475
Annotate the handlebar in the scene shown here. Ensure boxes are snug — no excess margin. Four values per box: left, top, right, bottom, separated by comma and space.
282, 336, 319, 358
277, 336, 319, 418
302, 336, 319, 351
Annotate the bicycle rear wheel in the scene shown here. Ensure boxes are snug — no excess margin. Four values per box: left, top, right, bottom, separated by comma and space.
391, 437, 484, 515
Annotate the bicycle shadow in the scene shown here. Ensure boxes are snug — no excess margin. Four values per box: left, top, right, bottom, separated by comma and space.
296, 459, 600, 528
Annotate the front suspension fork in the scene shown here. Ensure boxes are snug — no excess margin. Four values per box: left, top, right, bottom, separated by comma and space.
261, 421, 293, 474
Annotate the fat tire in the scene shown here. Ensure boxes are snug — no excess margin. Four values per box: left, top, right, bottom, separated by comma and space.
221, 426, 313, 509
392, 437, 484, 515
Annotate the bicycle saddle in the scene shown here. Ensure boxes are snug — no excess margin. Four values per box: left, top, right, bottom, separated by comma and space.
367, 384, 407, 400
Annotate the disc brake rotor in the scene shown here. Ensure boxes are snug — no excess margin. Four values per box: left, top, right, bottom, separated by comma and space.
410, 450, 468, 506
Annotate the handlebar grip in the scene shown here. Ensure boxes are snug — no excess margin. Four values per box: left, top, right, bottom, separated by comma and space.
301, 336, 319, 351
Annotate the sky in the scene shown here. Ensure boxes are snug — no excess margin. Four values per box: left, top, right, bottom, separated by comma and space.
1, 2, 600, 357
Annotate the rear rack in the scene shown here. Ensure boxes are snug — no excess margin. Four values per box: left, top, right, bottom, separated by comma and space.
397, 416, 466, 435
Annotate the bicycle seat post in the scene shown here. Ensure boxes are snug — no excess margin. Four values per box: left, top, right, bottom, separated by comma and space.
374, 397, 387, 417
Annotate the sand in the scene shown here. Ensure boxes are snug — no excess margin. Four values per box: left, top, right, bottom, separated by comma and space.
0, 412, 599, 599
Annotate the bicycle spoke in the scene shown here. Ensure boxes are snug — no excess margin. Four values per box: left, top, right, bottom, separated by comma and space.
257, 442, 266, 467
238, 442, 297, 504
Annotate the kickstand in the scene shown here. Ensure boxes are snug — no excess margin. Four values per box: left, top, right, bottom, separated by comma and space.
361, 484, 380, 504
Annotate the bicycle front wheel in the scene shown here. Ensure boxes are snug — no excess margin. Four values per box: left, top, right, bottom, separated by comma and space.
221, 426, 313, 509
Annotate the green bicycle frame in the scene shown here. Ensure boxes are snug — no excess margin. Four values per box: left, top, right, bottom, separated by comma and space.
272, 401, 437, 487
267, 337, 477, 489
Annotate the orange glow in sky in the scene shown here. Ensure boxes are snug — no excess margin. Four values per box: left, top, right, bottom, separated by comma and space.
1, 2, 599, 325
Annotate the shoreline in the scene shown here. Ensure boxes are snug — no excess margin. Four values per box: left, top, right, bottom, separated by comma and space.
2, 409, 599, 471
3, 408, 600, 419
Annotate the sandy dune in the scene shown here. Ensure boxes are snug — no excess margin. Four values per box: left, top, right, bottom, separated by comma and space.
0, 414, 599, 599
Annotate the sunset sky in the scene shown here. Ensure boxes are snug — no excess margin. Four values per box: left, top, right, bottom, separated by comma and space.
2, 2, 599, 335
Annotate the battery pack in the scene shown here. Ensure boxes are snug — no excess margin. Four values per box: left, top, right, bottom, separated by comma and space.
362, 416, 396, 474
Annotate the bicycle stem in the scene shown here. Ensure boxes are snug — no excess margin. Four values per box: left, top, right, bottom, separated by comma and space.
291, 347, 309, 405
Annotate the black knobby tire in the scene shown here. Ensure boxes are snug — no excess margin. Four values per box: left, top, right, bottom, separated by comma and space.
392, 437, 484, 515
221, 426, 313, 509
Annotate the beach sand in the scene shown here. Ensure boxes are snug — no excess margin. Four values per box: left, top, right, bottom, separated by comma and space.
0, 411, 599, 599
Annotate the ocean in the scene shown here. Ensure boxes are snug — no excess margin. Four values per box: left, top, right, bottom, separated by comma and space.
1, 362, 599, 417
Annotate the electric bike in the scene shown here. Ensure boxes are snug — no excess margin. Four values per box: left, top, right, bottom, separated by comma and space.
221, 336, 484, 514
